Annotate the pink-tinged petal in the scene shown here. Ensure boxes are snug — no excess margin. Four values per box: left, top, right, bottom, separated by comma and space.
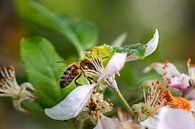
186, 89, 195, 100
157, 107, 195, 129
126, 29, 159, 62
143, 63, 164, 74
94, 115, 120, 129
145, 29, 159, 57
45, 84, 95, 120
169, 74, 190, 90
140, 117, 158, 129
190, 100, 195, 111
126, 55, 140, 61
187, 59, 195, 79
143, 62, 181, 78
101, 53, 127, 79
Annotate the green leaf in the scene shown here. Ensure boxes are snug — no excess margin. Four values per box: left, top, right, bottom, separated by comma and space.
15, 0, 97, 57
21, 37, 66, 108
60, 14, 97, 50
112, 43, 147, 59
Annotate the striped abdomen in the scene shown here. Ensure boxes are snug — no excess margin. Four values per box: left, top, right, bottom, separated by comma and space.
60, 64, 80, 88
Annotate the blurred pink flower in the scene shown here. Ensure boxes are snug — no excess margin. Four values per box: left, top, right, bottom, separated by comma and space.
144, 61, 193, 91
94, 115, 120, 129
94, 109, 144, 129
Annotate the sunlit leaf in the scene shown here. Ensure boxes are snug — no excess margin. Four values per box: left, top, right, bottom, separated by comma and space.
21, 37, 67, 108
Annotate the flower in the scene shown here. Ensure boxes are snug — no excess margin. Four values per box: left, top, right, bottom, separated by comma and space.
141, 106, 195, 129
83, 92, 113, 120
94, 108, 144, 129
0, 66, 35, 112
94, 115, 120, 129
45, 53, 126, 121
133, 80, 192, 122
134, 80, 195, 129
126, 29, 159, 61
116, 108, 144, 129
144, 60, 193, 91
132, 80, 164, 121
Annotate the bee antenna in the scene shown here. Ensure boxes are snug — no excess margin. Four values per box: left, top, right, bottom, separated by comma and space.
102, 56, 109, 60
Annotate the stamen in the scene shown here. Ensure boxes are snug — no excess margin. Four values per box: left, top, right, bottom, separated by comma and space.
0, 66, 35, 112
93, 57, 104, 74
143, 87, 147, 103
83, 69, 101, 77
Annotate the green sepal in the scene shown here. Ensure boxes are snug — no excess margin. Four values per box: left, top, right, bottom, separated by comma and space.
112, 43, 147, 59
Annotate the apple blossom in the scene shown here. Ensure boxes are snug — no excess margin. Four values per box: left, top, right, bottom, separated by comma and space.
45, 53, 127, 121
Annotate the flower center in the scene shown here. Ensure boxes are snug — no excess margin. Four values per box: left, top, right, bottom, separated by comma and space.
84, 89, 113, 120
89, 102, 97, 111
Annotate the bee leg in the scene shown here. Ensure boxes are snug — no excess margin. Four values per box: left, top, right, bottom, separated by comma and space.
74, 74, 82, 86
87, 77, 94, 84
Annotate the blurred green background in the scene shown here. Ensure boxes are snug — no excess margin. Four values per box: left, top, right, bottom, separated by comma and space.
0, 0, 195, 129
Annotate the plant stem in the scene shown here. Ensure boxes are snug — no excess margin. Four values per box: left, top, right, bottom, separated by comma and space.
114, 87, 135, 118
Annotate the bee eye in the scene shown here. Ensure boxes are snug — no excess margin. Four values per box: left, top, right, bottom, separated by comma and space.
88, 64, 95, 70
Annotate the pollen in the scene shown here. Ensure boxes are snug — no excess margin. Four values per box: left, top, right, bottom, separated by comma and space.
159, 90, 192, 112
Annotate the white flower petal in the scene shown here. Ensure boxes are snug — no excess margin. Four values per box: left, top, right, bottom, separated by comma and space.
143, 62, 181, 78
126, 55, 140, 62
143, 63, 164, 74
94, 115, 120, 129
45, 84, 95, 120
157, 107, 195, 129
186, 89, 195, 100
101, 53, 127, 79
144, 29, 159, 57
126, 29, 159, 61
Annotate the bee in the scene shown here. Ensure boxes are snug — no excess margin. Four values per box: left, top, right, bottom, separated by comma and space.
60, 59, 96, 88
